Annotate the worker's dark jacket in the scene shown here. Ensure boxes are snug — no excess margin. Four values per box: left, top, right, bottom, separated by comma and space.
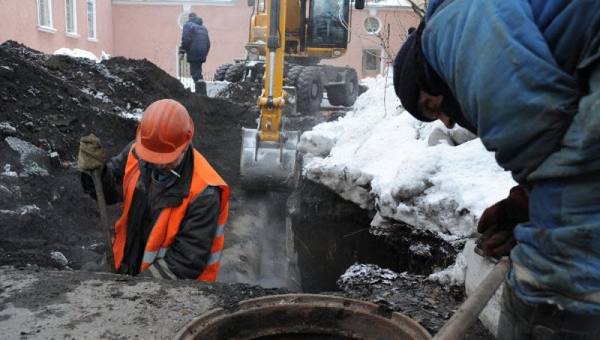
421, 0, 600, 314
81, 142, 221, 280
181, 19, 210, 63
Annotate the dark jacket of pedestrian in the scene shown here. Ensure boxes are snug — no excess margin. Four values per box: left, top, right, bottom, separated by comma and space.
181, 17, 210, 63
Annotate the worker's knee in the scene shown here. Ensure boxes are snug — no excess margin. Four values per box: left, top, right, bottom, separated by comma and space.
498, 282, 600, 340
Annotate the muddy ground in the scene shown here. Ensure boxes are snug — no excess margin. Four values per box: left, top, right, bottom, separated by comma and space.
0, 267, 286, 339
0, 41, 492, 338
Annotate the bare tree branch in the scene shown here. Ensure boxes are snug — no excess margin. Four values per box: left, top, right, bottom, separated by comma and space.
406, 0, 426, 19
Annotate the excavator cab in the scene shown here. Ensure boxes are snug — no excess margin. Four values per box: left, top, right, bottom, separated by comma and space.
307, 1, 349, 49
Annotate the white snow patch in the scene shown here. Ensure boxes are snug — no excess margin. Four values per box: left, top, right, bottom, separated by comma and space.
1, 164, 18, 177
50, 251, 69, 267
81, 87, 112, 104
100, 51, 111, 61
1, 205, 41, 216
409, 243, 432, 257
428, 250, 467, 286
118, 108, 144, 121
338, 263, 398, 286
18, 205, 40, 215
54, 48, 99, 62
206, 81, 229, 97
302, 72, 515, 238
4, 137, 49, 177
0, 122, 17, 135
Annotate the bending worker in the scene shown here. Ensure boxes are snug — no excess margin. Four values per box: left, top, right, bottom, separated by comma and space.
78, 99, 229, 281
394, 0, 599, 338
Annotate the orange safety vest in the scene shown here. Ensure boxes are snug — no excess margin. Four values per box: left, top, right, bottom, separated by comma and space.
112, 146, 229, 282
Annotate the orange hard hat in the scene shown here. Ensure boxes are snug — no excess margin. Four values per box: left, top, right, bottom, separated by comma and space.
135, 99, 194, 164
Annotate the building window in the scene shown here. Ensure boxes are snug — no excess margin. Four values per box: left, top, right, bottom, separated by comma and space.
362, 49, 381, 74
65, 0, 77, 35
87, 0, 97, 40
364, 16, 381, 35
37, 0, 54, 29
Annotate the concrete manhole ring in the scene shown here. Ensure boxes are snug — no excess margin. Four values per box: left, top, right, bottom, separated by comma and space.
176, 293, 432, 340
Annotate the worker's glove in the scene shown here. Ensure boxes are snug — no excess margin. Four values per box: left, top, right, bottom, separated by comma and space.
77, 133, 106, 172
476, 185, 529, 258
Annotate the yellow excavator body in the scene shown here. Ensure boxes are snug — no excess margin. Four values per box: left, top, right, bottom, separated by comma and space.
240, 0, 364, 190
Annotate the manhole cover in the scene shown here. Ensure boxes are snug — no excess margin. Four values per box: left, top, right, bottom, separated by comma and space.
176, 294, 431, 340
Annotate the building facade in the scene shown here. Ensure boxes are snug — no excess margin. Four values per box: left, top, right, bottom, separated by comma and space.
0, 1, 419, 80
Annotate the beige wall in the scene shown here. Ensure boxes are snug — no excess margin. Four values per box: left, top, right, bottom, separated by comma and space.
112, 4, 182, 75
324, 8, 419, 78
0, 0, 114, 56
111, 1, 251, 78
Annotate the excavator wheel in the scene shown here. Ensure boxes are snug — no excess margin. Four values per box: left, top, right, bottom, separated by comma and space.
213, 64, 232, 81
327, 69, 359, 107
225, 63, 245, 82
296, 66, 323, 113
285, 65, 304, 87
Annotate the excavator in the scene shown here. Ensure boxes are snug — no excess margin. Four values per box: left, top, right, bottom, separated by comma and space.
239, 0, 365, 190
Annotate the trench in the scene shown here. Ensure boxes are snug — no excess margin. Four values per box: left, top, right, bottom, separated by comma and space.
226, 178, 457, 293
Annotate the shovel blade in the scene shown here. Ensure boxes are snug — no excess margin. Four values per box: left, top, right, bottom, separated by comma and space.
240, 128, 299, 191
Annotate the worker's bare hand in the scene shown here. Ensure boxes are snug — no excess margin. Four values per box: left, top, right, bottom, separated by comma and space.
476, 185, 528, 258
77, 133, 106, 172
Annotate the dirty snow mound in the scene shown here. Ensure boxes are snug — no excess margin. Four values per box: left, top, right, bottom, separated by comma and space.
301, 73, 515, 238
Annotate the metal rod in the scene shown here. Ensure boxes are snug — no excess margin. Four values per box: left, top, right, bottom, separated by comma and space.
91, 169, 116, 273
433, 258, 509, 340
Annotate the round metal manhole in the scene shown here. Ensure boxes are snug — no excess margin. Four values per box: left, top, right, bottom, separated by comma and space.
175, 294, 431, 340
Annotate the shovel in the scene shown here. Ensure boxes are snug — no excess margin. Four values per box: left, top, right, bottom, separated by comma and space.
90, 169, 116, 273
433, 257, 510, 340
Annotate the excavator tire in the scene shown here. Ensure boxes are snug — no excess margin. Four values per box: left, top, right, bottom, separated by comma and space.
285, 65, 304, 87
225, 63, 245, 82
327, 69, 359, 107
213, 63, 232, 81
296, 66, 323, 113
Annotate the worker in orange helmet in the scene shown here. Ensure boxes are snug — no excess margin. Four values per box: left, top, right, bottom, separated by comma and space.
77, 99, 229, 281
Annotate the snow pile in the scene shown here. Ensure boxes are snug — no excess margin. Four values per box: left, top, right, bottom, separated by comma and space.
338, 263, 399, 289
428, 251, 467, 286
206, 81, 229, 97
301, 73, 515, 238
54, 48, 99, 62
4, 137, 49, 177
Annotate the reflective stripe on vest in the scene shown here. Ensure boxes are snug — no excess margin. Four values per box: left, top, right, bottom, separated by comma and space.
112, 146, 230, 282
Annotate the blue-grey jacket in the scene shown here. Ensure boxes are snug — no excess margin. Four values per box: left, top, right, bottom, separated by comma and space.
421, 0, 600, 314
181, 19, 210, 63
422, 0, 600, 183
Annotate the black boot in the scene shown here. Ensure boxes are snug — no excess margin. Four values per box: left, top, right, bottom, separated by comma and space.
195, 81, 207, 96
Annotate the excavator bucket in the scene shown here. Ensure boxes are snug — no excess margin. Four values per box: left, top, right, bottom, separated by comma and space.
240, 128, 299, 190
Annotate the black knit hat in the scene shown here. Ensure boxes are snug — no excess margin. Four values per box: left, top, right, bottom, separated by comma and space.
393, 30, 434, 122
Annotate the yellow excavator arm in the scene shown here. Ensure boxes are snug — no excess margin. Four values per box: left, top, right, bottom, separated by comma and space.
256, 0, 287, 143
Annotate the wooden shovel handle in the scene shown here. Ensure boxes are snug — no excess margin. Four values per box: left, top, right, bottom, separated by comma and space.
91, 169, 116, 273
433, 258, 509, 340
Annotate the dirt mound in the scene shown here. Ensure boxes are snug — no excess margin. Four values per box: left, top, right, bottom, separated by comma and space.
0, 41, 257, 271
